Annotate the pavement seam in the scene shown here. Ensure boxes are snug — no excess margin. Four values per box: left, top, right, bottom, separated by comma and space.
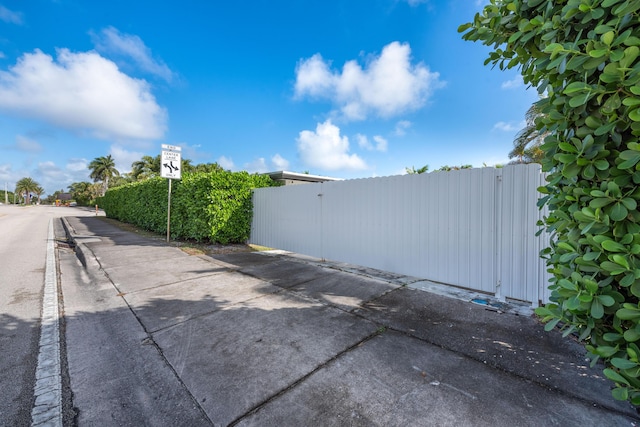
64, 222, 215, 426
146, 287, 289, 334
116, 299, 215, 425
227, 328, 384, 426
114, 268, 235, 296
30, 219, 63, 427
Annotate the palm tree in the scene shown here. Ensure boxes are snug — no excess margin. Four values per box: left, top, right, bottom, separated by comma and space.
509, 103, 547, 164
181, 158, 194, 174
406, 165, 429, 174
15, 177, 40, 205
34, 186, 44, 204
89, 155, 120, 196
68, 181, 95, 205
192, 162, 224, 173
131, 155, 161, 180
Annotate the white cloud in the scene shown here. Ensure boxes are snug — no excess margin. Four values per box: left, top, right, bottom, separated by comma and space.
394, 120, 411, 136
356, 134, 369, 150
356, 134, 387, 152
37, 161, 66, 181
295, 42, 443, 121
110, 145, 145, 173
271, 153, 289, 170
92, 27, 175, 83
294, 54, 334, 98
297, 120, 367, 171
493, 121, 524, 132
0, 52, 5, 59
245, 158, 269, 174
14, 135, 42, 152
501, 76, 522, 90
0, 5, 23, 24
0, 163, 12, 181
405, 0, 428, 5
217, 155, 235, 170
66, 158, 88, 172
0, 49, 167, 141
373, 135, 388, 152
34, 160, 91, 193
244, 154, 290, 173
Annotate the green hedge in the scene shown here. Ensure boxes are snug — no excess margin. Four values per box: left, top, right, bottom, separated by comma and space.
98, 171, 276, 244
460, 0, 640, 404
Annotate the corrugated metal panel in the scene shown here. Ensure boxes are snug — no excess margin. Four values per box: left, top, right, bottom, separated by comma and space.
250, 164, 552, 304
250, 184, 322, 257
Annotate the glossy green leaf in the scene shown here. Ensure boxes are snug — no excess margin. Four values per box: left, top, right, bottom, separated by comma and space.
621, 273, 636, 287
605, 368, 631, 386
626, 329, 640, 342
612, 254, 630, 269
597, 294, 616, 306
612, 386, 629, 401
602, 240, 627, 252
602, 261, 627, 275
610, 203, 629, 221
602, 31, 615, 46
618, 150, 640, 169
622, 198, 637, 210
612, 357, 639, 369
594, 159, 609, 170
590, 197, 612, 208
617, 308, 640, 320
591, 299, 605, 318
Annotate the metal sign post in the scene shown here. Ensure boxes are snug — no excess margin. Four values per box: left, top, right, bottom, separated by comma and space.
161, 144, 182, 242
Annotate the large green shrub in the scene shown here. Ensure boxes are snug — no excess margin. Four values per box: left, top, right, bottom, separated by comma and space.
99, 170, 276, 244
460, 0, 640, 404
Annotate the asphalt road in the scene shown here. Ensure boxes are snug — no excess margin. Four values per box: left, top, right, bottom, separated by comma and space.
0, 205, 95, 427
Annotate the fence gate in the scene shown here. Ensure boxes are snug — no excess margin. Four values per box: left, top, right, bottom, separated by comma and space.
250, 164, 551, 305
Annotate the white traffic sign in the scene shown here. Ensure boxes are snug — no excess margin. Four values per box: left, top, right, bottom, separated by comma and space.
161, 144, 182, 152
161, 150, 182, 179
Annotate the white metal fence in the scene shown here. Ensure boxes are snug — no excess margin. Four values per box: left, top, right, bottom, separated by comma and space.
250, 164, 552, 305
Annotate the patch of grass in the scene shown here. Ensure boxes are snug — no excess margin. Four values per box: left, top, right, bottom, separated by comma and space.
248, 244, 274, 252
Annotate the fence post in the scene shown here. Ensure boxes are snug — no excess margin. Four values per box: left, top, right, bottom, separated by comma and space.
495, 169, 504, 301
318, 182, 324, 261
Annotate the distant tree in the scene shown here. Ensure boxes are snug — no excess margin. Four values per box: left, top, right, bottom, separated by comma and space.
192, 162, 224, 174
15, 177, 40, 205
68, 181, 95, 205
34, 186, 44, 204
181, 158, 194, 174
89, 155, 120, 196
109, 174, 136, 188
436, 164, 472, 172
508, 103, 547, 164
131, 155, 161, 180
44, 189, 65, 205
1, 190, 15, 204
406, 165, 429, 174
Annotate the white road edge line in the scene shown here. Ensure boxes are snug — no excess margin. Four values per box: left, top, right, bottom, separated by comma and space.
31, 219, 63, 427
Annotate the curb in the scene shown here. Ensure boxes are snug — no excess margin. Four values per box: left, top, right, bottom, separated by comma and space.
60, 217, 102, 276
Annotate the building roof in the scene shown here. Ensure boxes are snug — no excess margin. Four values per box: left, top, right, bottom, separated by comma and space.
265, 171, 342, 183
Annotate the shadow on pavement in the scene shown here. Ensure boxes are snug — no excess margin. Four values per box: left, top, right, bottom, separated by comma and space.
59, 215, 640, 426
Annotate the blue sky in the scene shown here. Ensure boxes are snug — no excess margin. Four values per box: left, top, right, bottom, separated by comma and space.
0, 0, 538, 195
